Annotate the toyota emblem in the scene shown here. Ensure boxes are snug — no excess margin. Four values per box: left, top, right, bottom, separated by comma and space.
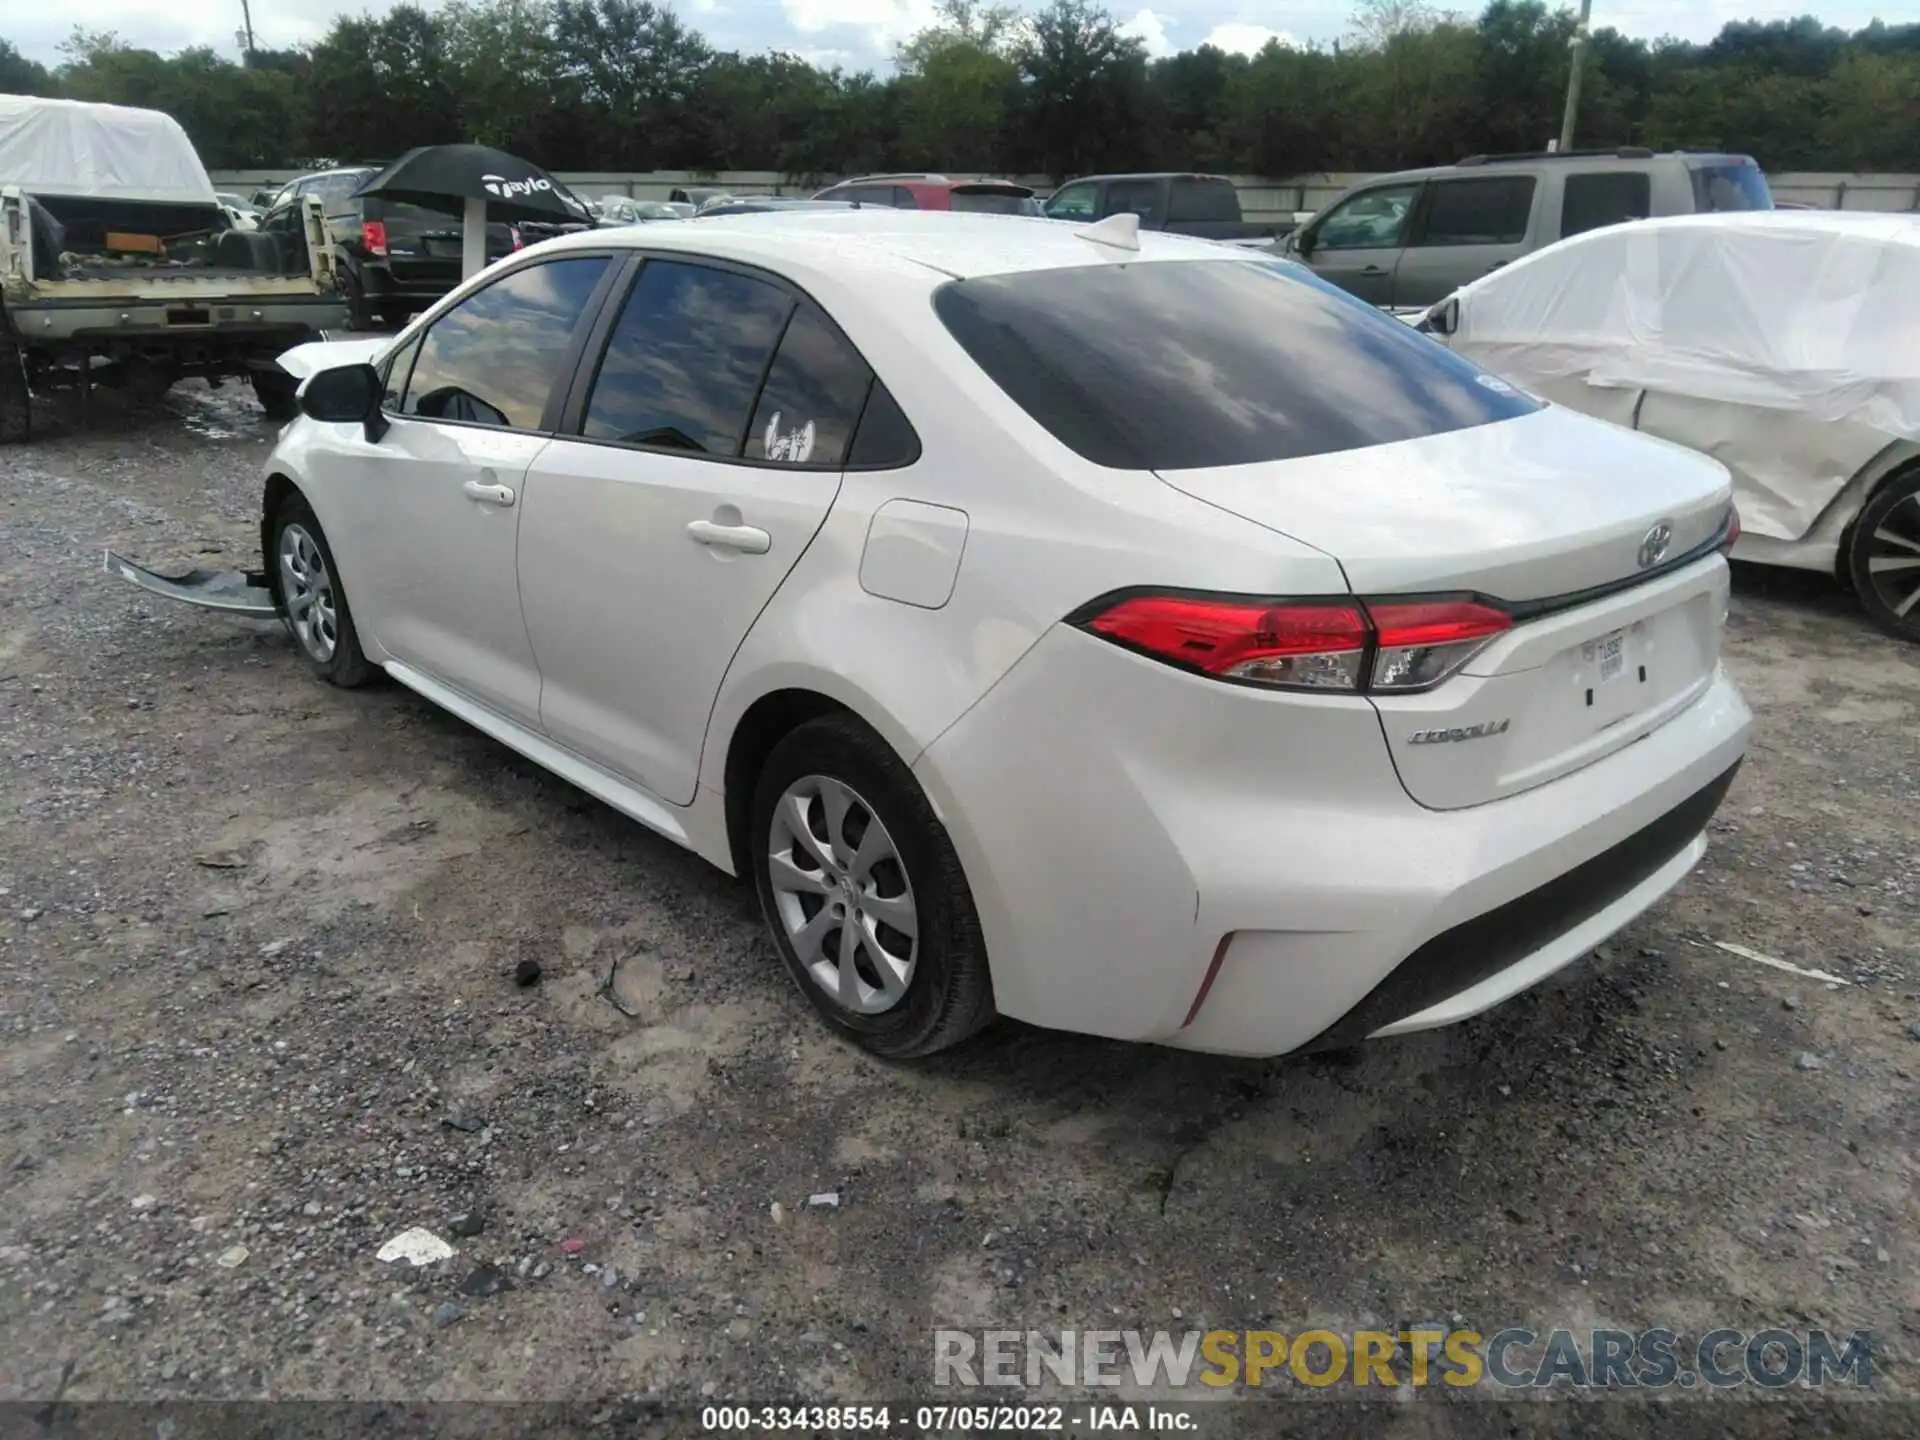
1637, 520, 1673, 570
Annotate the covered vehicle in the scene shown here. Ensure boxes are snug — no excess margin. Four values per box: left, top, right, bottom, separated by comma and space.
1419, 211, 1920, 641
0, 95, 348, 435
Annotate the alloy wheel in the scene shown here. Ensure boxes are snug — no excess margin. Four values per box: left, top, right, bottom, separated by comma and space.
278, 522, 339, 663
766, 774, 918, 1014
1865, 491, 1920, 626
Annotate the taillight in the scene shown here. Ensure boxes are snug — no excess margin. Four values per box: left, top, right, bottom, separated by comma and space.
1073, 592, 1511, 694
511, 225, 524, 251
1083, 594, 1369, 690
361, 220, 388, 257
1367, 600, 1512, 691
1721, 505, 1740, 554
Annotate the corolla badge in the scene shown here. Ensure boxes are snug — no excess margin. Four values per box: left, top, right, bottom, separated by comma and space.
1638, 520, 1674, 570
1408, 719, 1511, 745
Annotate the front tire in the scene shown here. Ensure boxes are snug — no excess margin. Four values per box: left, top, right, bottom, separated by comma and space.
1847, 466, 1920, 644
269, 493, 376, 687
750, 714, 995, 1058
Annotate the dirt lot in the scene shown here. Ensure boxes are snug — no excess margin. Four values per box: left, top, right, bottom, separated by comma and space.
1, 384, 1917, 1434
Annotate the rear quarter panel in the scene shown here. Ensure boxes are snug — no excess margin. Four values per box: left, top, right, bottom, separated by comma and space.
1637, 392, 1894, 544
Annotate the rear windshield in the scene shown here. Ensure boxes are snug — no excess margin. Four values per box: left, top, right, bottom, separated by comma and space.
1689, 160, 1773, 212
932, 259, 1539, 471
367, 198, 456, 226
949, 188, 1037, 215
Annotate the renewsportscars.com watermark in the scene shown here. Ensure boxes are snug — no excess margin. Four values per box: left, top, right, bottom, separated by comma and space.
933, 1327, 1876, 1392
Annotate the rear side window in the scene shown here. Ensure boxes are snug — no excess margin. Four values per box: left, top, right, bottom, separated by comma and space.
948, 188, 1033, 215
1416, 177, 1536, 246
933, 259, 1538, 471
1560, 172, 1651, 237
1167, 179, 1239, 224
312, 172, 369, 205
1690, 161, 1772, 212
892, 186, 921, 209
581, 260, 794, 455
745, 306, 873, 468
402, 256, 608, 430
1103, 179, 1163, 224
1045, 183, 1098, 220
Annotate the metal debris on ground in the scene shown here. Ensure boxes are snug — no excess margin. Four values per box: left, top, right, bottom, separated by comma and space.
1710, 940, 1853, 987
512, 959, 542, 988
807, 1192, 841, 1209
440, 1115, 485, 1133
599, 951, 657, 1019
375, 1226, 456, 1267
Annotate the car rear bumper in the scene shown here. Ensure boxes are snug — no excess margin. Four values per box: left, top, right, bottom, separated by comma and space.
357, 262, 477, 306
913, 624, 1751, 1057
13, 296, 349, 349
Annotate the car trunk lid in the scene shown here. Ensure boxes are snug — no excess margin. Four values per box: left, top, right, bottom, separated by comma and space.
1156, 406, 1734, 809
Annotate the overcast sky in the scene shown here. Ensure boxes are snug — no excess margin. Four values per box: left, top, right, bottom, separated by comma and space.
7, 0, 1906, 73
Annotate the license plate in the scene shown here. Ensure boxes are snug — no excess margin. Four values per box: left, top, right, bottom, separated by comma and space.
1582, 629, 1627, 684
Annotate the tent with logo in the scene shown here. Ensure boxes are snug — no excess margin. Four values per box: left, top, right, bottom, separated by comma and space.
352, 144, 590, 279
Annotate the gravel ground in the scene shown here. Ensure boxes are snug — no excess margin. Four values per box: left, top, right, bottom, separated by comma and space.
1, 383, 1918, 1434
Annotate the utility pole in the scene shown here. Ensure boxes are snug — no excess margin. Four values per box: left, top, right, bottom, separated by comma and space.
239, 0, 257, 62
1558, 0, 1592, 153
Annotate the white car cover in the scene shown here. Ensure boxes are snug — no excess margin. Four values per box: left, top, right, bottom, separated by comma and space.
1443, 211, 1920, 544
0, 93, 219, 204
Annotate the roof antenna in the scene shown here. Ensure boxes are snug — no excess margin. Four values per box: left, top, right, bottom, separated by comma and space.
1074, 212, 1140, 252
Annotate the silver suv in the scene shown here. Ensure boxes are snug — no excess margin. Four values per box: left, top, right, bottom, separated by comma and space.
1285, 148, 1772, 308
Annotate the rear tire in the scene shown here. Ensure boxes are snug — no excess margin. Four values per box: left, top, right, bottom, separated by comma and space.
749, 713, 995, 1058
0, 344, 28, 444
342, 269, 376, 332
268, 492, 376, 687
123, 360, 177, 406
1846, 467, 1920, 644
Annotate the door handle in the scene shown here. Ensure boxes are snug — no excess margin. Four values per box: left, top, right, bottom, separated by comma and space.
686, 519, 771, 554
1360, 264, 1387, 275
462, 480, 516, 507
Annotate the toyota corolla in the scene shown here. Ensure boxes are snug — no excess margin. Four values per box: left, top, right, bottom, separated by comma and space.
111, 211, 1751, 1058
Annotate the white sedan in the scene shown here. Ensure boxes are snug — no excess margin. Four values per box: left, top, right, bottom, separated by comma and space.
116, 212, 1750, 1058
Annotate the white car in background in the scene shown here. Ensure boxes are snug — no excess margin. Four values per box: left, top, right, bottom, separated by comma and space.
112, 213, 1749, 1058
1418, 210, 1920, 642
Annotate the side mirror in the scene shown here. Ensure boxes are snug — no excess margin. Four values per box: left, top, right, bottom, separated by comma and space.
298, 362, 386, 438
1418, 297, 1460, 337
1290, 228, 1314, 258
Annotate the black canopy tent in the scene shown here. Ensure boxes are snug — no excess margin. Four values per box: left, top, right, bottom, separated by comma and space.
352, 145, 589, 279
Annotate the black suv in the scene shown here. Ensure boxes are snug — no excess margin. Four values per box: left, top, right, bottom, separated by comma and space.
262, 167, 515, 330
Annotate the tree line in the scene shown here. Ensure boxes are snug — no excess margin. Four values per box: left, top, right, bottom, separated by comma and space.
2, 1, 1917, 183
